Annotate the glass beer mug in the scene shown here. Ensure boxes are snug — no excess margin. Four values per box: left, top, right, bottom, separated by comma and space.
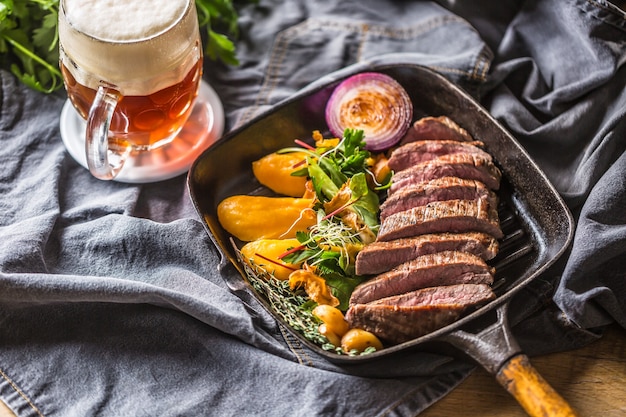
58, 0, 203, 180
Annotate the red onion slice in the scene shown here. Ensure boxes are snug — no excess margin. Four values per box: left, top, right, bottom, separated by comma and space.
325, 72, 413, 152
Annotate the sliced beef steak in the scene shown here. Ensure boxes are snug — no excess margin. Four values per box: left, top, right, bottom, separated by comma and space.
390, 153, 501, 193
345, 284, 496, 344
349, 251, 494, 305
399, 115, 474, 145
377, 198, 503, 241
388, 140, 490, 172
355, 231, 499, 276
380, 177, 497, 220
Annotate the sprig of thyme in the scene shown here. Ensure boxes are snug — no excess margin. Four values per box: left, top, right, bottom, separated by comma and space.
243, 259, 377, 355
239, 253, 329, 346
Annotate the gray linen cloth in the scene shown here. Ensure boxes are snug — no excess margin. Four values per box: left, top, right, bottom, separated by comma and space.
0, 0, 624, 416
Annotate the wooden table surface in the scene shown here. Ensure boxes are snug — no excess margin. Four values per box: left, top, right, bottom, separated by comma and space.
1, 324, 624, 416
422, 323, 626, 416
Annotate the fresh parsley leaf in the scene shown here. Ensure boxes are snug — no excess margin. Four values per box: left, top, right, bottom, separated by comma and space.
0, 0, 62, 93
195, 0, 245, 65
0, 0, 253, 93
329, 128, 370, 177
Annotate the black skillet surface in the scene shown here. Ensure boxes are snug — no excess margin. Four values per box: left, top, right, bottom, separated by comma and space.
187, 59, 574, 377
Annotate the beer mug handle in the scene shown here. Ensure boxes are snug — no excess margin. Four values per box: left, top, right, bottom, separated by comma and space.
85, 85, 129, 180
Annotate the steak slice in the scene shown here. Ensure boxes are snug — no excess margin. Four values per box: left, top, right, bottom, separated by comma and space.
345, 284, 496, 344
377, 198, 503, 242
399, 116, 474, 145
388, 140, 490, 172
389, 153, 502, 193
380, 177, 497, 220
355, 231, 499, 276
349, 251, 494, 305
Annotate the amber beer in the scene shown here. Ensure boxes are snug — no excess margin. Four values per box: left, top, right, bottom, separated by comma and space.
58, 0, 202, 179
60, 59, 202, 149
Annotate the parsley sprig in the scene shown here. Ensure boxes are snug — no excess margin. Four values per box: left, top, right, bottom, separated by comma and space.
0, 0, 250, 93
195, 0, 245, 66
0, 0, 62, 93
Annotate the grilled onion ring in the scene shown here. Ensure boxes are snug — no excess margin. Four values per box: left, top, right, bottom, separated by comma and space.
325, 72, 413, 152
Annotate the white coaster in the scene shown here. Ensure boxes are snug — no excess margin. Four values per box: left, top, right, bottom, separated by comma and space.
60, 80, 225, 183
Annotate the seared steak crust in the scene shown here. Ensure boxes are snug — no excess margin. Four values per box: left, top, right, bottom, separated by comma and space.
349, 251, 494, 305
343, 115, 503, 345
355, 231, 499, 276
380, 177, 497, 220
345, 284, 496, 344
377, 198, 503, 242
389, 153, 502, 193
388, 140, 490, 172
399, 116, 474, 145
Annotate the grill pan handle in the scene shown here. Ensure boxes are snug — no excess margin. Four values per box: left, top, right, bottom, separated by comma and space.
496, 353, 578, 416
440, 303, 578, 416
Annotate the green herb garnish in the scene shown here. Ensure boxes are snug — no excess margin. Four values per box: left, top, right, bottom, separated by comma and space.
195, 0, 249, 66
0, 0, 62, 93
235, 129, 387, 354
0, 0, 251, 93
276, 128, 387, 309
239, 252, 328, 346
281, 210, 366, 310
240, 251, 372, 355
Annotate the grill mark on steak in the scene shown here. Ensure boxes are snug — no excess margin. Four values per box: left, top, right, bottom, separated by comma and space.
380, 177, 497, 220
389, 153, 502, 193
355, 231, 499, 276
345, 284, 496, 344
399, 116, 474, 145
388, 140, 490, 172
377, 198, 503, 242
349, 251, 494, 305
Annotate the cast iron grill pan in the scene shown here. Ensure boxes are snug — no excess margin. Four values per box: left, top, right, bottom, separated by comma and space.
188, 59, 576, 416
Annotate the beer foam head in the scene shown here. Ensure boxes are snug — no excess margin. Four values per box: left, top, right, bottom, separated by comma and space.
59, 0, 200, 95
64, 0, 187, 41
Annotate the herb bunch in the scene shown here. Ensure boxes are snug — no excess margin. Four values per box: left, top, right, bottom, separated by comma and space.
0, 0, 62, 93
195, 0, 247, 66
241, 248, 370, 355
279, 128, 388, 309
240, 129, 388, 353
242, 257, 328, 346
0, 0, 248, 93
